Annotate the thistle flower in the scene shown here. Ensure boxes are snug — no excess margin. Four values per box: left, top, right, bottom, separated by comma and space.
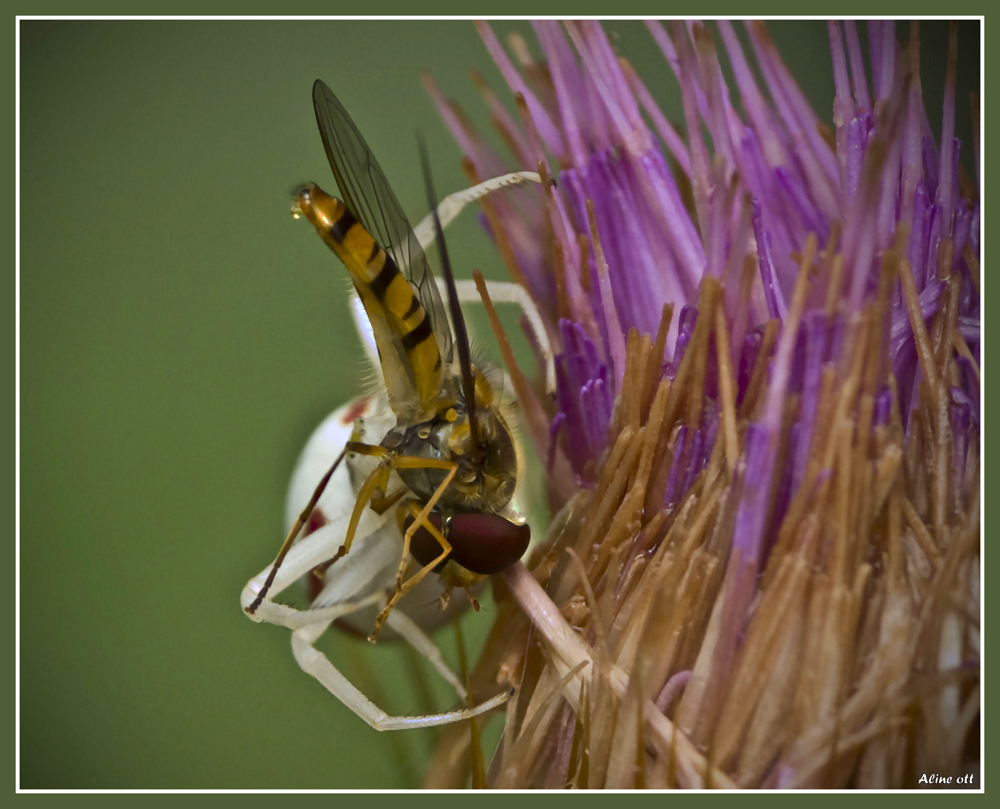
423, 20, 980, 789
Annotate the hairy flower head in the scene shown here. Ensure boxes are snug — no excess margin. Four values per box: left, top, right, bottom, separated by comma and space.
424, 20, 979, 789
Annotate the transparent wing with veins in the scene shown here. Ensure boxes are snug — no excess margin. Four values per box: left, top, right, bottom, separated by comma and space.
312, 79, 453, 365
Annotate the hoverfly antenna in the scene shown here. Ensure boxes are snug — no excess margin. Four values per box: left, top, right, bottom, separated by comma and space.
417, 134, 481, 467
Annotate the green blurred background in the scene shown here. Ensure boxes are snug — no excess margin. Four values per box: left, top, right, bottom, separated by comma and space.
19, 20, 977, 788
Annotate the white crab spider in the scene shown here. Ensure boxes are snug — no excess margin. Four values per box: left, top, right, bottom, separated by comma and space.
241, 171, 555, 731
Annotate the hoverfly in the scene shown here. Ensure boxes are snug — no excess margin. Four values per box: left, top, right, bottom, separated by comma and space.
241, 80, 551, 730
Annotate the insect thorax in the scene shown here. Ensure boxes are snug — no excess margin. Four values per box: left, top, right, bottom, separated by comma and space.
382, 403, 517, 514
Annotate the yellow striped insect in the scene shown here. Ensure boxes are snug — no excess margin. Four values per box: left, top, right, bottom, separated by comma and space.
241, 80, 547, 730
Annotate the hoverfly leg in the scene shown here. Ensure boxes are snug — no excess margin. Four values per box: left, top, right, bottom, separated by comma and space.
344, 440, 389, 458
370, 506, 452, 643
368, 486, 407, 516
245, 446, 348, 614
313, 452, 389, 575
369, 461, 458, 642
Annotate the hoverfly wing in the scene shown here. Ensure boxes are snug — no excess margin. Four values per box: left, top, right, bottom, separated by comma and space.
312, 80, 453, 367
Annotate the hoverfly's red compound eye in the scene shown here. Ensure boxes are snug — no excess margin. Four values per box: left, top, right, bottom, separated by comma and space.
407, 512, 530, 575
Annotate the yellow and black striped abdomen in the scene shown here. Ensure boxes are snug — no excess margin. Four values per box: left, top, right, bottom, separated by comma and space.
293, 183, 443, 413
